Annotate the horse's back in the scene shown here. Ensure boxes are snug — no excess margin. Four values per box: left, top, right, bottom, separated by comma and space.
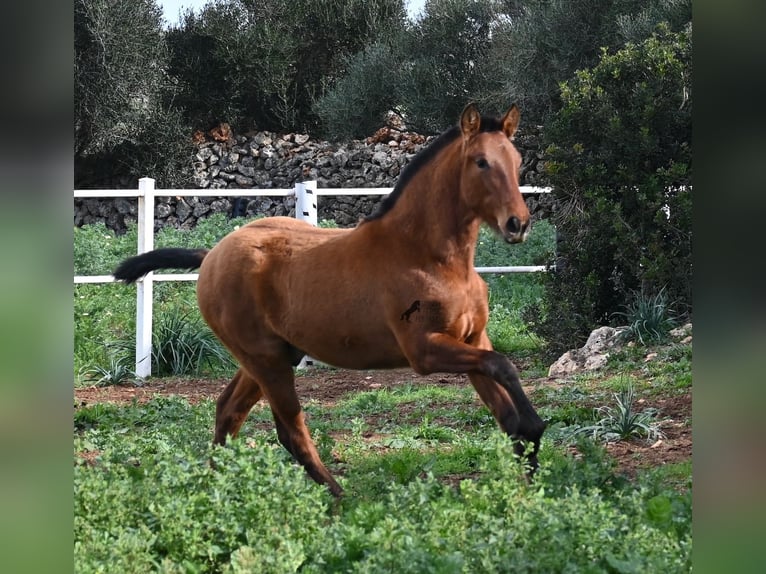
195, 217, 350, 347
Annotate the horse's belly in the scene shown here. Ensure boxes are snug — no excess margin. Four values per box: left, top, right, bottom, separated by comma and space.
289, 324, 409, 371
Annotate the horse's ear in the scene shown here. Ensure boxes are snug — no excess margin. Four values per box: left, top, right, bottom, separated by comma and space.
460, 103, 481, 138
501, 105, 521, 139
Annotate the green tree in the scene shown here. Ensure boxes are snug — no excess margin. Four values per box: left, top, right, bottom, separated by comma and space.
484, 0, 691, 124
529, 25, 692, 356
74, 0, 193, 188
398, 0, 502, 133
315, 0, 503, 138
167, 0, 408, 133
313, 42, 403, 140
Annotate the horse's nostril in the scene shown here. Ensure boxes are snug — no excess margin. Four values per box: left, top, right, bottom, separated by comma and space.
506, 216, 521, 234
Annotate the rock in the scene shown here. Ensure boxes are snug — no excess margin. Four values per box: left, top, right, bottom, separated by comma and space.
75, 125, 547, 234
548, 351, 579, 377
548, 326, 627, 378
669, 323, 692, 340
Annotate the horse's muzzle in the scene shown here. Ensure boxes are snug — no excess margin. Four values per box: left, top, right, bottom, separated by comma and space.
504, 216, 531, 244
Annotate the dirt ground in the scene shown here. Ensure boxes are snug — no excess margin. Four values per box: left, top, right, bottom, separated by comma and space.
74, 368, 691, 480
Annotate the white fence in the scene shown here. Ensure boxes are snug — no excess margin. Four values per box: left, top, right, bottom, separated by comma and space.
74, 178, 551, 377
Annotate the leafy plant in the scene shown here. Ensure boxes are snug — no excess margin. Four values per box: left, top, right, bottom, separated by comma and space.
573, 382, 665, 443
615, 287, 677, 345
80, 354, 137, 387
533, 26, 692, 357
152, 305, 235, 376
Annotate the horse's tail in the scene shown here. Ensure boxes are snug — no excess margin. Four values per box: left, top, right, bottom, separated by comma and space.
113, 248, 209, 284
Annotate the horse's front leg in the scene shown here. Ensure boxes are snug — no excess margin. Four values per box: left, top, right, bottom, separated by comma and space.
401, 331, 546, 473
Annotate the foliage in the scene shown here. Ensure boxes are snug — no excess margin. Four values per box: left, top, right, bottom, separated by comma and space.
485, 0, 692, 124
395, 0, 502, 134
80, 353, 137, 387
571, 382, 665, 444
74, 372, 691, 572
74, 215, 245, 378
165, 0, 408, 133
74, 398, 329, 574
74, 0, 194, 188
315, 0, 503, 137
615, 286, 677, 345
531, 26, 692, 357
314, 42, 403, 140
476, 220, 555, 356
152, 304, 236, 377
314, 0, 691, 136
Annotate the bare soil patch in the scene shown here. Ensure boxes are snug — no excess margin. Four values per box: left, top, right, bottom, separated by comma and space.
74, 368, 691, 479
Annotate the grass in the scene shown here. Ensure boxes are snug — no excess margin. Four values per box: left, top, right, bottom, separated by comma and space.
74, 361, 692, 572
79, 353, 137, 387
614, 286, 677, 345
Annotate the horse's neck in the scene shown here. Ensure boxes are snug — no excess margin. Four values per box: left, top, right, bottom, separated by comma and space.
380, 155, 480, 268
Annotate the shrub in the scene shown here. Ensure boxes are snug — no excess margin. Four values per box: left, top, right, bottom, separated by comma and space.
532, 26, 692, 357
166, 0, 408, 133
80, 353, 137, 387
485, 0, 692, 124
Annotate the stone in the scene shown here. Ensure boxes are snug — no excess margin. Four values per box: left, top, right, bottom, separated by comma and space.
548, 326, 627, 378
75, 125, 548, 234
175, 199, 191, 222
234, 175, 254, 187
669, 323, 692, 339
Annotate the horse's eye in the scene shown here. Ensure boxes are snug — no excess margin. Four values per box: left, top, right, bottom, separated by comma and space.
475, 158, 489, 169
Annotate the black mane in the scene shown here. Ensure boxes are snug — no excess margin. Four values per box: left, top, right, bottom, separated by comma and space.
362, 115, 506, 222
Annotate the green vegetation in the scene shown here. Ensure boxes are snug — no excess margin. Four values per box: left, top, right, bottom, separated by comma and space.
615, 287, 678, 345
532, 26, 692, 358
74, 215, 555, 381
74, 214, 247, 381
75, 0, 691, 186
74, 337, 692, 572
570, 382, 665, 443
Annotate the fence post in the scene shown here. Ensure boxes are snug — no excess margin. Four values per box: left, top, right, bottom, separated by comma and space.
294, 180, 318, 369
295, 180, 318, 226
135, 177, 155, 378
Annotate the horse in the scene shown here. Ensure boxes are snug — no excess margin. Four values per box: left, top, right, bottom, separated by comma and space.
113, 104, 546, 497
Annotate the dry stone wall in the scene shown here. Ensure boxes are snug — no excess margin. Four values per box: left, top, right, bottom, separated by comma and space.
74, 126, 551, 233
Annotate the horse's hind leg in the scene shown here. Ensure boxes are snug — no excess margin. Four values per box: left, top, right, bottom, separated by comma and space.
214, 368, 264, 445
242, 358, 343, 497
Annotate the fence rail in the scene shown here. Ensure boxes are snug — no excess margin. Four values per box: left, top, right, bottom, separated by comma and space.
74, 178, 550, 377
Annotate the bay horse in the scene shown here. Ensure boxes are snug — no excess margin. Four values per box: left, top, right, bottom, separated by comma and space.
114, 104, 546, 497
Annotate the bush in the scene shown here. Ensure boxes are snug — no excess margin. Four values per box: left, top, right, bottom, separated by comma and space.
483, 0, 692, 124
75, 398, 691, 572
152, 305, 236, 377
531, 26, 692, 357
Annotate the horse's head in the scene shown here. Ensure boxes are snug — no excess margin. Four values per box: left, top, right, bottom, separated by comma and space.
459, 104, 531, 244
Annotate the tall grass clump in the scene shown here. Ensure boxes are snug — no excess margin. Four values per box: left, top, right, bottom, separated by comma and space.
615, 287, 677, 345
74, 214, 249, 379
152, 305, 235, 377
572, 382, 665, 444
